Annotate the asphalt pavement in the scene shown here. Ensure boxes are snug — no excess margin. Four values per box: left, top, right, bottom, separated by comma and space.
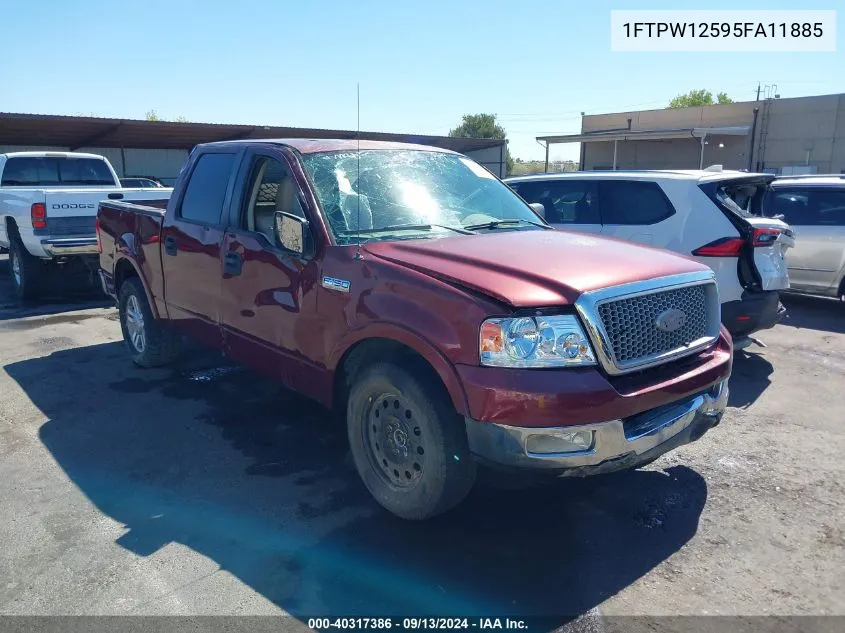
0, 254, 843, 626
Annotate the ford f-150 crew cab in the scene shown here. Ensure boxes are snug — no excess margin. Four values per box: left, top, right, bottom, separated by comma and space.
97, 139, 732, 520
0, 151, 171, 298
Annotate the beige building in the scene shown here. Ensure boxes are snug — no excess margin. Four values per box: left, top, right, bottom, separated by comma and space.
538, 93, 845, 175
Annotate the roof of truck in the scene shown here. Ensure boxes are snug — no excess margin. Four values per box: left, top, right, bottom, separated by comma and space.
771, 175, 845, 187
201, 138, 460, 155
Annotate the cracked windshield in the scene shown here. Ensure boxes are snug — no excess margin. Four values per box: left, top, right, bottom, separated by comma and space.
301, 150, 546, 244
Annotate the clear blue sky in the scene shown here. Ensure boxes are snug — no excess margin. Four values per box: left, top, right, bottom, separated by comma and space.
1, 0, 842, 161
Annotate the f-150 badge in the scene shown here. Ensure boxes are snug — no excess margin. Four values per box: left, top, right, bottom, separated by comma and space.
322, 276, 351, 293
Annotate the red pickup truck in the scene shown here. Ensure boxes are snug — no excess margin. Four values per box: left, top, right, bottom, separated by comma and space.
97, 139, 732, 520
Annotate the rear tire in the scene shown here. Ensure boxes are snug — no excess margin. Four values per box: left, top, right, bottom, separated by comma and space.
347, 361, 476, 520
8, 232, 44, 300
118, 277, 181, 367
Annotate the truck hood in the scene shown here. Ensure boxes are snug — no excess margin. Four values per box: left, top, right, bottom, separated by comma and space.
363, 229, 708, 307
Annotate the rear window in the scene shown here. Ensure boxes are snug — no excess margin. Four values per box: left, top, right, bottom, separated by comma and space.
1, 156, 115, 186
179, 153, 236, 225
599, 180, 675, 225
510, 179, 600, 224
766, 188, 845, 226
714, 181, 768, 217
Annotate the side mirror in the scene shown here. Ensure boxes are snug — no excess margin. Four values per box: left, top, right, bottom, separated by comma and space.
529, 202, 546, 219
274, 211, 309, 256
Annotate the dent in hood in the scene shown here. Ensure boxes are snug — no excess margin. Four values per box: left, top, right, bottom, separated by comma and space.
364, 230, 708, 307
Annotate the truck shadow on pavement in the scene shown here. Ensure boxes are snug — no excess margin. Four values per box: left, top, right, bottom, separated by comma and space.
7, 341, 708, 624
727, 352, 773, 410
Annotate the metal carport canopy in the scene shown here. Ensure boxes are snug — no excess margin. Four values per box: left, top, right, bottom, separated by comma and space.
536, 126, 751, 170
0, 112, 504, 154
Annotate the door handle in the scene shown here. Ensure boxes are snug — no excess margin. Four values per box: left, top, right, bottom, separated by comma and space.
223, 251, 243, 276
164, 235, 178, 256
108, 193, 124, 200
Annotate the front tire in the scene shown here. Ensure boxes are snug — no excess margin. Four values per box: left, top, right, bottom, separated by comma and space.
8, 233, 44, 300
347, 361, 476, 520
118, 278, 181, 367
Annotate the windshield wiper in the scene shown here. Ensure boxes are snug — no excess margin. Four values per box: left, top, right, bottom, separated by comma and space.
341, 223, 474, 235
463, 218, 551, 231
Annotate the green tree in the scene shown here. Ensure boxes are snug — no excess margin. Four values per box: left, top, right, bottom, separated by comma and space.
448, 113, 513, 175
144, 111, 189, 122
669, 89, 734, 108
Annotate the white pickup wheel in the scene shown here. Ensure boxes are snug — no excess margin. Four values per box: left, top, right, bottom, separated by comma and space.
8, 232, 44, 300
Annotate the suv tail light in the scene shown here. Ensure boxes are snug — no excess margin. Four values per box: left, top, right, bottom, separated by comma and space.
751, 227, 782, 246
31, 203, 47, 229
95, 216, 102, 254
692, 237, 745, 257
693, 228, 784, 257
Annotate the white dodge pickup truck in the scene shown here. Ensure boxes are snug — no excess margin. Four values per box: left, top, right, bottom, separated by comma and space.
0, 151, 171, 298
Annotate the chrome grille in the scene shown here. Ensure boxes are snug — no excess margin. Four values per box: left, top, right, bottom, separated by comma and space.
597, 284, 708, 366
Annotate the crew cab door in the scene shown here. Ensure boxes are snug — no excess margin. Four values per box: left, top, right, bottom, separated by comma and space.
598, 180, 676, 246
509, 179, 601, 234
219, 147, 324, 399
160, 150, 239, 348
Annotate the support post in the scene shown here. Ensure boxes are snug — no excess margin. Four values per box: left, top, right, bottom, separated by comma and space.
699, 134, 707, 169
612, 140, 618, 170
544, 142, 549, 173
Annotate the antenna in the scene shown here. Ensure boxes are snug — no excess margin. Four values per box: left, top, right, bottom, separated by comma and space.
354, 82, 362, 260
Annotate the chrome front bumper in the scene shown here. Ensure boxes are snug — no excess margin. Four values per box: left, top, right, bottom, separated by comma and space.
40, 237, 98, 256
465, 381, 729, 474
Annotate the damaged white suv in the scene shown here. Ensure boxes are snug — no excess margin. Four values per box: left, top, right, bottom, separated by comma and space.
506, 167, 794, 347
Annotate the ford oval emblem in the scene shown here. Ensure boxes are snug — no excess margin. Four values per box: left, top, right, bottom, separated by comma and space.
655, 308, 687, 333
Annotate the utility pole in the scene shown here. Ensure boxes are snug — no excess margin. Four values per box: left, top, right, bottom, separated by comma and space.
756, 82, 761, 101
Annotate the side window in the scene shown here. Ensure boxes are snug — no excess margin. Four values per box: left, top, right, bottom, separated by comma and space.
512, 180, 600, 224
179, 153, 236, 224
766, 190, 810, 225
600, 180, 675, 225
767, 189, 845, 226
242, 156, 304, 246
813, 189, 845, 226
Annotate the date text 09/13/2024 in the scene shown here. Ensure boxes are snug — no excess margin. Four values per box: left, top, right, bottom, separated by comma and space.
307, 618, 528, 630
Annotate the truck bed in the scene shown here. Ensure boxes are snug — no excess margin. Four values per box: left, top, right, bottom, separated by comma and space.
101, 198, 169, 215
97, 198, 171, 311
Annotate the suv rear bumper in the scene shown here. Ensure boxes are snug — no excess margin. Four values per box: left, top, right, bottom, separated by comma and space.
465, 380, 728, 473
722, 290, 784, 338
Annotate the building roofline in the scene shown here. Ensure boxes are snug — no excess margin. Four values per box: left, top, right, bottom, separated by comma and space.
579, 91, 845, 120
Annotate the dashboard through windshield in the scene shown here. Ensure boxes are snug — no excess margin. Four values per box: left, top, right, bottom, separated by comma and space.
300, 149, 545, 244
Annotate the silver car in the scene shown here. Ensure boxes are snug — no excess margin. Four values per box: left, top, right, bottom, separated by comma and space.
765, 175, 845, 301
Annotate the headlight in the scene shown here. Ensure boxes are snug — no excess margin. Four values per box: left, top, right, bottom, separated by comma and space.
479, 314, 596, 368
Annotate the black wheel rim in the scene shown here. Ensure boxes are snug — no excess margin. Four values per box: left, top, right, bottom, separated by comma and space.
363, 392, 426, 488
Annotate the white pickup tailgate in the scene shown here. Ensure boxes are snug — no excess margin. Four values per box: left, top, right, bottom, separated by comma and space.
44, 188, 171, 220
